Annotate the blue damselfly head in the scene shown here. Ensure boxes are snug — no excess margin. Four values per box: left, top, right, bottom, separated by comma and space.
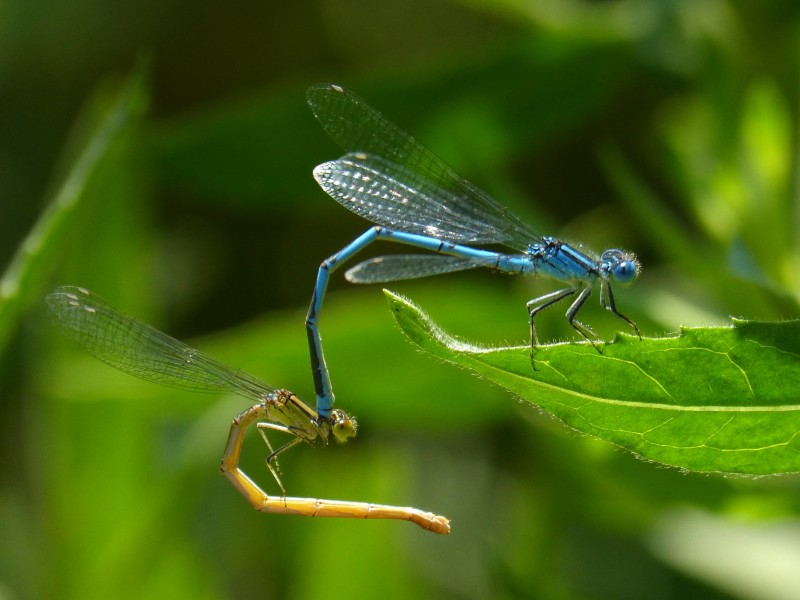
600, 249, 640, 285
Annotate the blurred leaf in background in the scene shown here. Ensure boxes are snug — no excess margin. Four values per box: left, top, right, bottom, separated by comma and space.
3, 0, 800, 599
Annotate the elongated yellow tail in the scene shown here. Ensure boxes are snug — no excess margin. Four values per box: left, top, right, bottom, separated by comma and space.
220, 402, 450, 535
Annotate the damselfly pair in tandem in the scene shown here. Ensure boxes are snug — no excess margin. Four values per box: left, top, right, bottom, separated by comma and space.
48, 84, 640, 535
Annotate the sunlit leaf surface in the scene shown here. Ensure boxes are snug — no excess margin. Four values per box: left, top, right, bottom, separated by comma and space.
386, 290, 800, 475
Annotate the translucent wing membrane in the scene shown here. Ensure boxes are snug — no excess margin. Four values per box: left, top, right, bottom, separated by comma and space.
315, 153, 518, 243
345, 254, 483, 283
307, 84, 539, 251
46, 286, 272, 400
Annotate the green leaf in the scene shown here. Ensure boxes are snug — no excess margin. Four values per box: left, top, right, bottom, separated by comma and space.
385, 289, 800, 475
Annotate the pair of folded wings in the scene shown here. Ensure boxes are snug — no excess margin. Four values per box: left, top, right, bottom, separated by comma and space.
307, 84, 541, 283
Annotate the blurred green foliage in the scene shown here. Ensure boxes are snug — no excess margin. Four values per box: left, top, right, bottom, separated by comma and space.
3, 1, 800, 599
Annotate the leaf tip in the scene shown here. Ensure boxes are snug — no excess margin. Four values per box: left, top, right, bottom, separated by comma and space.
383, 288, 413, 315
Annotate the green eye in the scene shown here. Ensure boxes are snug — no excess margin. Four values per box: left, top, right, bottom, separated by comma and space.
330, 409, 357, 443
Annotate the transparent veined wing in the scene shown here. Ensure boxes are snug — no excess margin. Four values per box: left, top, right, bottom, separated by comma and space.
345, 254, 483, 284
308, 84, 538, 251
46, 286, 272, 400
